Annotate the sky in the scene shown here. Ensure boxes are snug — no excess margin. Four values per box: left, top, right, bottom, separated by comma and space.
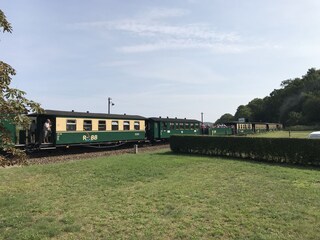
1, 0, 320, 122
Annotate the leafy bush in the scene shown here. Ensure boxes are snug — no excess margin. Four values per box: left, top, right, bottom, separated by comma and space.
170, 135, 320, 166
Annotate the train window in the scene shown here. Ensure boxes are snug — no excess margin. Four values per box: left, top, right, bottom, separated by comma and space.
162, 122, 168, 130
83, 120, 92, 131
134, 121, 140, 130
123, 121, 130, 130
98, 120, 106, 131
190, 123, 194, 130
112, 121, 119, 131
185, 123, 189, 129
179, 123, 184, 129
170, 122, 175, 130
66, 120, 76, 131
195, 123, 199, 128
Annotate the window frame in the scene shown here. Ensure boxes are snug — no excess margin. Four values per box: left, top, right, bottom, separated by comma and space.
162, 122, 168, 130
134, 121, 140, 130
66, 119, 77, 131
112, 121, 119, 131
123, 121, 130, 131
83, 120, 92, 131
98, 120, 106, 131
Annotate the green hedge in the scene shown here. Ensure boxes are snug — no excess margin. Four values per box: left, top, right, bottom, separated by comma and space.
285, 125, 320, 131
170, 135, 320, 166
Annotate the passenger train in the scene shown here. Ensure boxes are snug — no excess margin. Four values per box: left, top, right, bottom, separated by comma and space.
3, 110, 282, 151
5, 110, 200, 150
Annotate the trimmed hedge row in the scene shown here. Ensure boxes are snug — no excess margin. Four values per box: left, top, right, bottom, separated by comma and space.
286, 125, 320, 131
170, 135, 320, 166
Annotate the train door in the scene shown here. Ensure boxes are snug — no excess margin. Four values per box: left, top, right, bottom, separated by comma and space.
37, 116, 56, 145
50, 117, 56, 145
153, 122, 160, 139
28, 117, 37, 144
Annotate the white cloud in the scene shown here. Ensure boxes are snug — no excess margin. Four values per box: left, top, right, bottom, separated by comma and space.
80, 20, 239, 42
71, 7, 280, 54
77, 19, 252, 54
71, 7, 249, 54
118, 39, 263, 54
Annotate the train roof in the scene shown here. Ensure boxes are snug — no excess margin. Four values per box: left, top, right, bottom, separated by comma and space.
148, 117, 200, 123
28, 110, 146, 120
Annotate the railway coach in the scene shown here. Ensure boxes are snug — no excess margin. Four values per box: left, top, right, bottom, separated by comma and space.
28, 110, 146, 148
147, 117, 200, 141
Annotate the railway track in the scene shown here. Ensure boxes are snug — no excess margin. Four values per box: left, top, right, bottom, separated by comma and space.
27, 143, 170, 165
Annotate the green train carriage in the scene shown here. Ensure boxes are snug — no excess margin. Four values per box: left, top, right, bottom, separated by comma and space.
209, 127, 233, 136
28, 110, 147, 147
147, 117, 200, 140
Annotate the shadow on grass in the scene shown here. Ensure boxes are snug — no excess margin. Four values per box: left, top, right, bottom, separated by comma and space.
153, 150, 320, 171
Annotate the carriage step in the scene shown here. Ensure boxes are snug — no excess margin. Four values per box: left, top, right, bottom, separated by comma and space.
40, 146, 57, 150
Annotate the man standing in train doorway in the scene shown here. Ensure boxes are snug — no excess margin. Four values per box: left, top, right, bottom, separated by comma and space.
43, 119, 52, 143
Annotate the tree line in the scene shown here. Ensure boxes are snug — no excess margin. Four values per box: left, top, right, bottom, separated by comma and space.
216, 68, 320, 127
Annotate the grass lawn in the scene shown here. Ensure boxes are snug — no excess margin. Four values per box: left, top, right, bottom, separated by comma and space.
251, 130, 312, 138
0, 150, 320, 240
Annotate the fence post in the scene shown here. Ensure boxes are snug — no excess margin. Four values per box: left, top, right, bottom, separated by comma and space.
134, 144, 138, 154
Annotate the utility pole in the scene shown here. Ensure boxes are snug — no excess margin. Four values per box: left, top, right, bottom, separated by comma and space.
108, 97, 115, 114
201, 112, 204, 135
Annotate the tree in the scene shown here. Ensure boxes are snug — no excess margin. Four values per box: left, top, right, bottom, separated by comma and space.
302, 94, 320, 124
247, 98, 265, 122
0, 10, 43, 166
286, 111, 302, 126
234, 105, 252, 121
215, 113, 234, 124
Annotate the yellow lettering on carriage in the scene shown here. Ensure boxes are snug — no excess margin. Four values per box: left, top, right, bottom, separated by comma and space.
83, 135, 87, 140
